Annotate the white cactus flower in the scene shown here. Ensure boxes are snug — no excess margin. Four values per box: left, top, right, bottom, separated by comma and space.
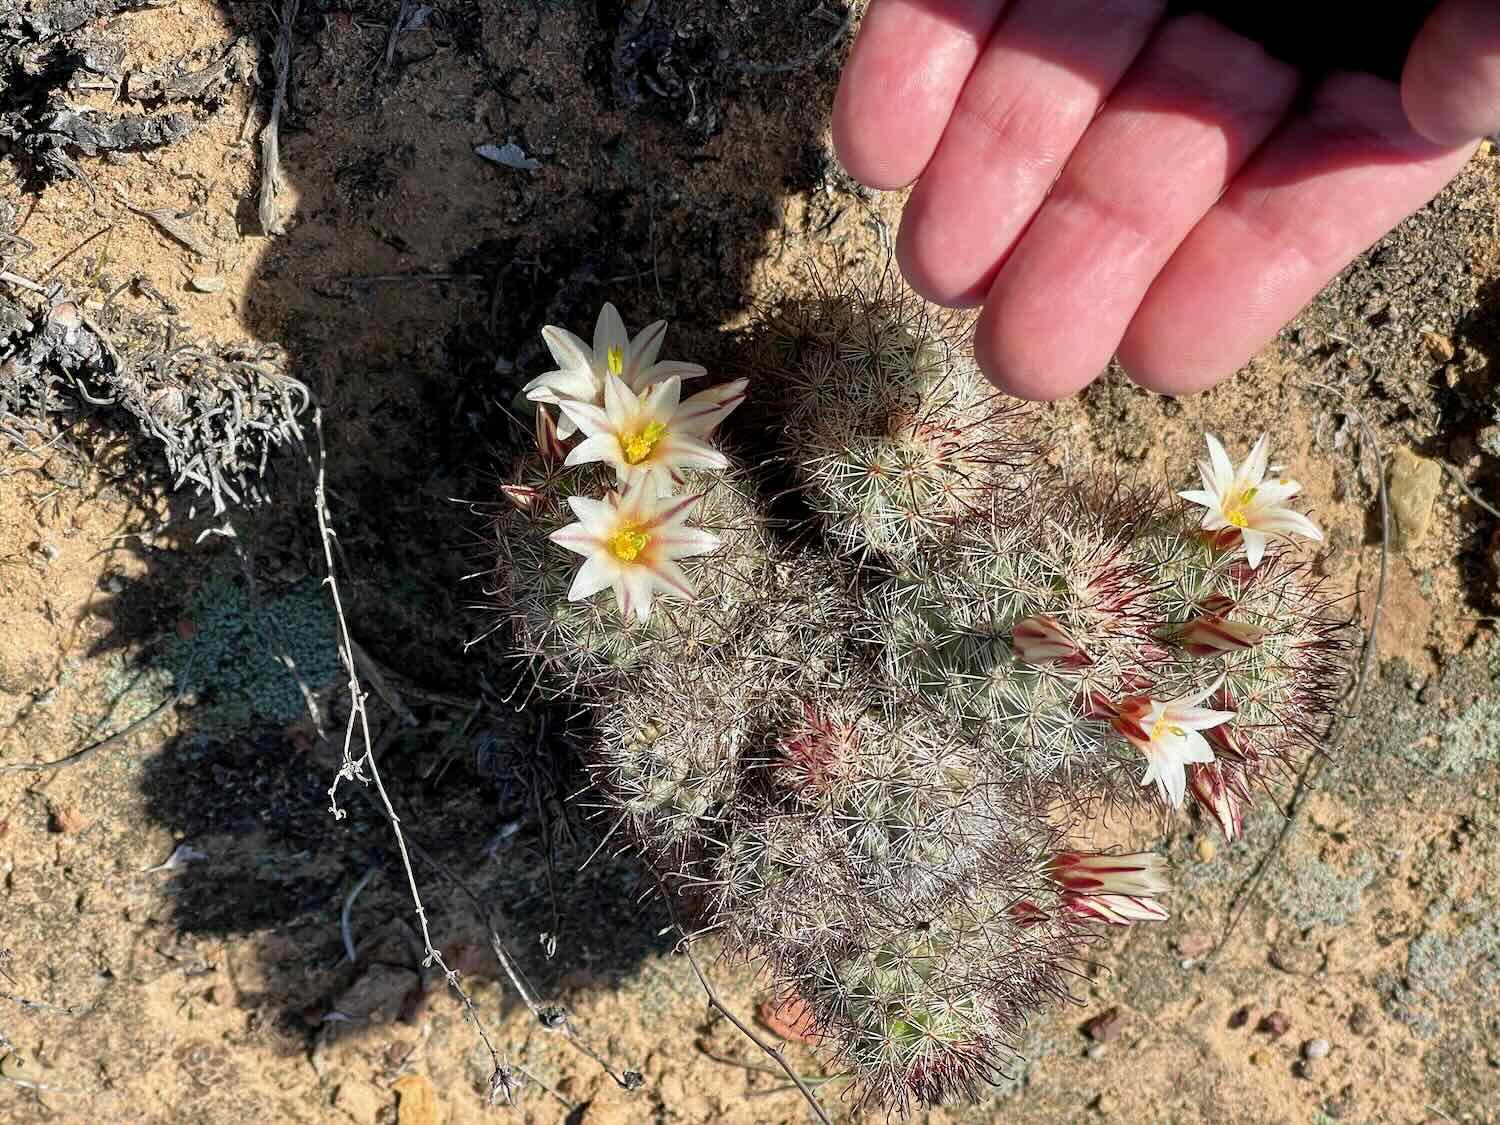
1179, 433, 1324, 568
523, 302, 707, 437
1111, 680, 1235, 809
558, 372, 745, 495
548, 479, 720, 622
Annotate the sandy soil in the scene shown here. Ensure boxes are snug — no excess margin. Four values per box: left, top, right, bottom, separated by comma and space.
2, 2, 1499, 1123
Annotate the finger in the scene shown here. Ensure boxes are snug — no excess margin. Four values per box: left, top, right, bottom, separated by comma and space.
1402, 0, 1500, 144
832, 0, 1009, 190
1119, 72, 1476, 396
895, 0, 1167, 307
973, 14, 1301, 401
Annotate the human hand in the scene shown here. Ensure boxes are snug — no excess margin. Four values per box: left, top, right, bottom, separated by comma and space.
832, 0, 1500, 399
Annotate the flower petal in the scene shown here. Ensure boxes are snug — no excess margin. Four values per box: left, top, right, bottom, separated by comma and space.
1257, 508, 1324, 541
1242, 528, 1269, 568
565, 433, 624, 470
568, 552, 620, 600
634, 360, 707, 391
566, 494, 617, 535
1204, 434, 1234, 493
652, 524, 720, 558
541, 326, 594, 376
676, 378, 747, 436
656, 434, 729, 472
649, 556, 698, 600
1242, 433, 1271, 486
643, 373, 682, 420
627, 318, 667, 376
618, 565, 656, 622
558, 398, 612, 438
523, 367, 597, 404
1178, 489, 1215, 508
593, 303, 629, 374
549, 521, 600, 556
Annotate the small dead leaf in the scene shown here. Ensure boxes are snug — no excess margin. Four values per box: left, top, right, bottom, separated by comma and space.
475, 142, 541, 172
392, 1073, 440, 1125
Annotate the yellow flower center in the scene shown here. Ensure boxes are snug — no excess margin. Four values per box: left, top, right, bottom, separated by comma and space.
1222, 486, 1257, 529
607, 346, 624, 376
1150, 718, 1187, 742
622, 420, 667, 465
609, 521, 648, 562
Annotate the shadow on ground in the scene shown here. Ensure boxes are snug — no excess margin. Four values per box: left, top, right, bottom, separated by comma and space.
1, 0, 855, 1077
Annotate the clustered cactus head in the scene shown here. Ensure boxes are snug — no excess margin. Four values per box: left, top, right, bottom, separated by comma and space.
488, 280, 1350, 1109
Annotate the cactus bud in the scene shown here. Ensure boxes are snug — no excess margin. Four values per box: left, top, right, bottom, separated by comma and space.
1012, 614, 1091, 668
1186, 761, 1245, 842
536, 404, 566, 463
501, 483, 542, 513
1172, 614, 1267, 658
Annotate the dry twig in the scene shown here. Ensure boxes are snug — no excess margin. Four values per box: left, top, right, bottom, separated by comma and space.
258, 0, 297, 235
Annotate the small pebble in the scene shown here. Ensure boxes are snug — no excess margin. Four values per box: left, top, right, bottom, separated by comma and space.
1228, 1005, 1251, 1030
189, 276, 225, 293
1195, 836, 1216, 863
1257, 1010, 1291, 1038
1347, 1003, 1373, 1035
1303, 1037, 1331, 1061
1422, 330, 1455, 362
1082, 1006, 1122, 1043
1086, 1043, 1107, 1060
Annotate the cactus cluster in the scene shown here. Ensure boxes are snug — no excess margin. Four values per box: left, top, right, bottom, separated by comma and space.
489, 279, 1349, 1109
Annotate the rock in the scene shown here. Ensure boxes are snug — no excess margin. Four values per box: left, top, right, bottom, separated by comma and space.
1269, 936, 1323, 975
188, 276, 225, 293
1174, 931, 1214, 959
1195, 836, 1216, 863
1386, 447, 1443, 551
334, 965, 420, 1024
334, 1079, 385, 1123
49, 805, 90, 834
1302, 1037, 1331, 1060
1347, 1003, 1373, 1035
756, 994, 819, 1043
1422, 330, 1455, 362
392, 1074, 439, 1125
1081, 1006, 1122, 1042
1257, 1010, 1291, 1038
1086, 1043, 1107, 1060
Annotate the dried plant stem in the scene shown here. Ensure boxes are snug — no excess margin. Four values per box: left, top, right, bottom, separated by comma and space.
654, 874, 833, 1125
310, 406, 516, 1104
258, 0, 297, 236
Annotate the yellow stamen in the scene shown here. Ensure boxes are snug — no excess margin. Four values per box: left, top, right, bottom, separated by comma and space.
609, 521, 648, 562
1222, 486, 1257, 529
607, 346, 624, 376
1150, 718, 1187, 742
623, 420, 667, 465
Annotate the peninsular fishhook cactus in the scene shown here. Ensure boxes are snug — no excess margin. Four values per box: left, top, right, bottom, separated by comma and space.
489, 281, 1349, 1110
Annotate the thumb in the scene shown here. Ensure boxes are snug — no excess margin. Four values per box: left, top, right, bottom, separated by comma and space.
1402, 0, 1500, 145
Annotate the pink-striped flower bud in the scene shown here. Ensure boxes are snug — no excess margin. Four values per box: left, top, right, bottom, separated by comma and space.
1048, 851, 1169, 895
1061, 892, 1170, 926
1174, 614, 1266, 658
536, 404, 566, 464
1012, 614, 1091, 668
500, 483, 542, 513
1046, 852, 1170, 926
1197, 594, 1237, 617
1187, 761, 1245, 842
